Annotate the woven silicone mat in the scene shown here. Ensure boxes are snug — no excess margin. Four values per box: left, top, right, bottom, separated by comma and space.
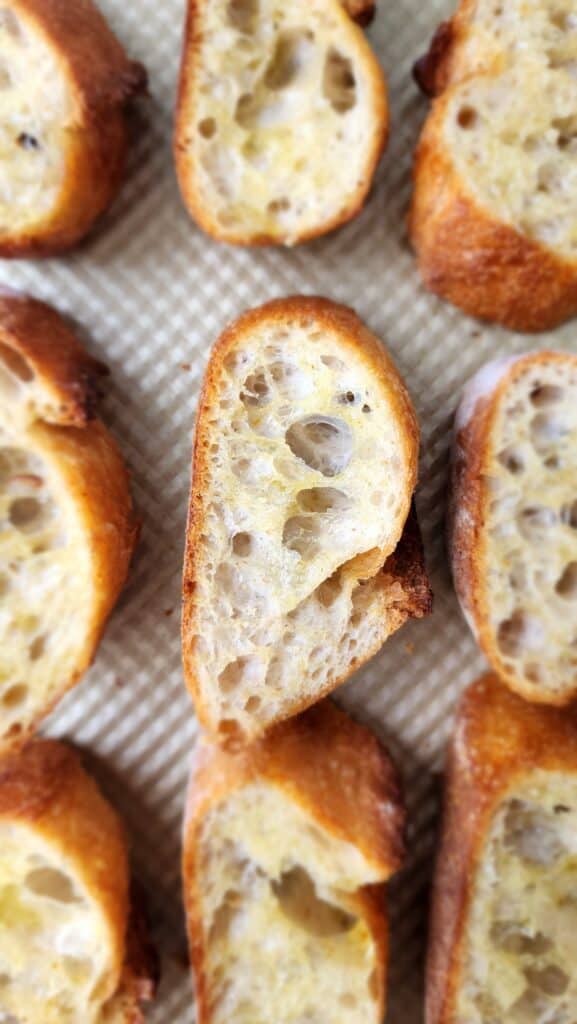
3, 0, 575, 1021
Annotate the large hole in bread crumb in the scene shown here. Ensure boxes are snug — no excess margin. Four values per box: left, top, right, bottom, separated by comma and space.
562, 501, 577, 529
198, 118, 217, 139
315, 574, 343, 608
323, 49, 357, 113
285, 416, 353, 477
25, 868, 81, 904
531, 384, 565, 407
497, 610, 544, 659
218, 656, 261, 694
517, 505, 557, 539
556, 562, 577, 600
9, 497, 50, 533
531, 412, 569, 453
504, 800, 565, 866
498, 446, 526, 474
457, 106, 479, 129
227, 0, 258, 31
283, 516, 322, 559
241, 371, 271, 407
209, 891, 241, 942
490, 922, 553, 955
2, 684, 27, 709
525, 965, 569, 996
297, 487, 353, 513
265, 30, 314, 90
272, 867, 356, 937
232, 532, 254, 557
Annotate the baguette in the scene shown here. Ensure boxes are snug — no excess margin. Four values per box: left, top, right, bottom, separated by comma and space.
0, 0, 145, 257
0, 738, 156, 1023
410, 0, 577, 332
428, 673, 577, 1024
174, 0, 388, 246
183, 699, 406, 1024
449, 350, 577, 705
182, 296, 431, 744
0, 292, 138, 753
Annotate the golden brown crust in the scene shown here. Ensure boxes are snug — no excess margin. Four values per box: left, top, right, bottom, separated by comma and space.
0, 0, 146, 257
174, 0, 388, 246
182, 297, 424, 738
426, 673, 577, 1024
409, 3, 577, 333
183, 700, 405, 1023
449, 350, 577, 705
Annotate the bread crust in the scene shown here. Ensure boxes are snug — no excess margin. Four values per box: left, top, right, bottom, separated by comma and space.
426, 673, 577, 1024
183, 700, 406, 1023
0, 0, 146, 257
409, 3, 577, 333
182, 296, 426, 740
448, 349, 577, 705
174, 0, 388, 246
0, 294, 139, 754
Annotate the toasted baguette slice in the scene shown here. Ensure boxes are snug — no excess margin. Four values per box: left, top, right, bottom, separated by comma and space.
175, 0, 387, 246
450, 351, 577, 705
0, 739, 156, 1023
0, 0, 145, 257
428, 674, 577, 1024
182, 296, 430, 744
410, 0, 577, 332
183, 700, 406, 1024
0, 292, 138, 753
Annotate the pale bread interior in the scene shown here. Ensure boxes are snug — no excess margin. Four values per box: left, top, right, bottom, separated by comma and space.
0, 344, 96, 748
189, 317, 413, 738
195, 781, 383, 1024
0, 821, 119, 1024
479, 358, 577, 699
442, 0, 577, 257
457, 771, 577, 1024
180, 0, 380, 243
0, 6, 75, 235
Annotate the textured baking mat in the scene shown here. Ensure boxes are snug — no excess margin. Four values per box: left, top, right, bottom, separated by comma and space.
2, 0, 576, 1021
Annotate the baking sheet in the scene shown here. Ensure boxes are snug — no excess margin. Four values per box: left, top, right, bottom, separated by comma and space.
3, 0, 576, 1020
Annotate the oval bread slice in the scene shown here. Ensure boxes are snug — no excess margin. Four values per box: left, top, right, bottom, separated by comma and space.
183, 700, 406, 1024
428, 674, 577, 1024
182, 296, 429, 744
0, 292, 138, 753
0, 739, 156, 1023
174, 0, 388, 245
450, 351, 577, 705
410, 0, 577, 332
0, 0, 145, 256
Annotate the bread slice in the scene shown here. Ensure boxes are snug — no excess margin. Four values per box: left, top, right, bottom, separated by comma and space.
0, 292, 138, 753
409, 0, 577, 332
0, 0, 145, 257
174, 0, 388, 245
183, 699, 406, 1024
449, 351, 577, 705
0, 738, 157, 1023
428, 673, 577, 1024
182, 296, 430, 744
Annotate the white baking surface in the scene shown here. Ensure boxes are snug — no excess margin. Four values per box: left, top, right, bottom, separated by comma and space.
2, 1, 575, 1020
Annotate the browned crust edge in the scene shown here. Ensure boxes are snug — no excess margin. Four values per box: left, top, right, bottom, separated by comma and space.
174, 0, 388, 246
0, 0, 146, 257
409, 5, 577, 333
342, 0, 377, 27
182, 296, 423, 739
449, 349, 577, 706
183, 700, 406, 1023
426, 673, 577, 1024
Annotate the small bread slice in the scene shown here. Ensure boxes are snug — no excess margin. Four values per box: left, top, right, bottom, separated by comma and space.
410, 0, 577, 332
0, 292, 138, 752
449, 351, 577, 705
428, 673, 577, 1024
0, 738, 157, 1023
182, 296, 430, 744
174, 0, 387, 246
0, 0, 145, 257
183, 699, 406, 1024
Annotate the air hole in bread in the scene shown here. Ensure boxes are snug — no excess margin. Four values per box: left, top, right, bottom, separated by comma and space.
503, 800, 565, 866
457, 105, 479, 129
232, 532, 254, 557
545, 454, 562, 470
0, 343, 34, 383
562, 501, 577, 529
241, 371, 271, 407
315, 576, 342, 607
530, 385, 565, 408
556, 562, 577, 600
517, 505, 557, 539
62, 956, 93, 987
218, 719, 243, 743
549, 9, 577, 30
244, 696, 261, 712
218, 656, 260, 694
323, 49, 357, 114
272, 867, 356, 937
2, 684, 27, 709
227, 0, 258, 32
17, 133, 40, 152
29, 635, 46, 661
209, 892, 241, 942
497, 610, 544, 659
525, 964, 569, 996
285, 415, 353, 477
321, 355, 346, 371
264, 30, 314, 90
340, 993, 358, 1008
0, 573, 9, 598
9, 497, 49, 533
490, 921, 553, 955
498, 446, 526, 474
525, 662, 547, 685
198, 117, 217, 139
25, 867, 81, 903
0, 9, 21, 39
337, 390, 362, 406
297, 487, 352, 513
268, 197, 291, 215
531, 412, 569, 453
282, 515, 321, 559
